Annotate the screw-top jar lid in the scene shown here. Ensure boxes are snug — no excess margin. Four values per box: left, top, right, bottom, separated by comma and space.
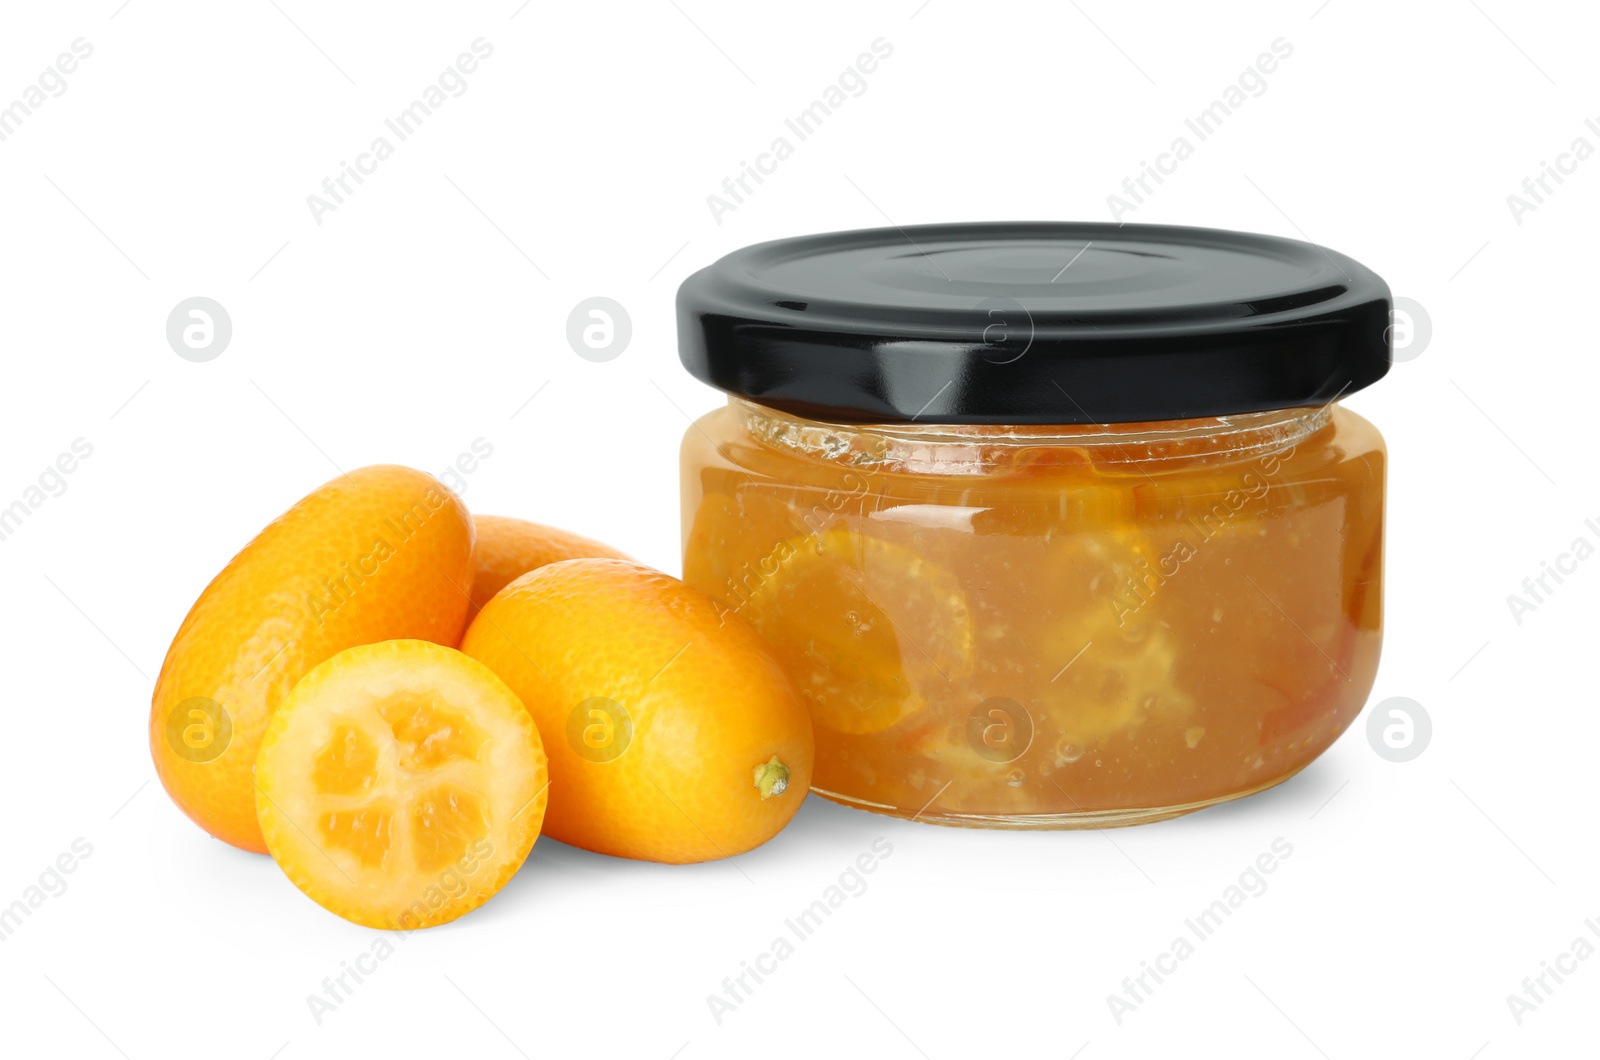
676, 222, 1392, 425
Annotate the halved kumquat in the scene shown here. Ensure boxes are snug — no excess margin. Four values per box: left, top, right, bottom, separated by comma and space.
254, 639, 547, 929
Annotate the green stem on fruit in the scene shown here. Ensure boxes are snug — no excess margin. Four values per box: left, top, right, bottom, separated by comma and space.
753, 756, 790, 799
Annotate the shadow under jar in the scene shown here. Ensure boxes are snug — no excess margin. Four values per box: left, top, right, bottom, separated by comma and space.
676, 222, 1390, 828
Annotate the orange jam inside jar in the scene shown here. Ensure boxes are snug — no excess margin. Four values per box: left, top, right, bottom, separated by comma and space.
676, 223, 1390, 828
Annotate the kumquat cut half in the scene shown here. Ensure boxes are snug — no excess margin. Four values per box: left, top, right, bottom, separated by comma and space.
253, 640, 548, 929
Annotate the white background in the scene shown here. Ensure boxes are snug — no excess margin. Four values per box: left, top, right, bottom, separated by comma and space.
0, 1, 1593, 1057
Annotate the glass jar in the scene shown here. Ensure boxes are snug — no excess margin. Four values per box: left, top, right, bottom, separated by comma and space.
676, 223, 1389, 828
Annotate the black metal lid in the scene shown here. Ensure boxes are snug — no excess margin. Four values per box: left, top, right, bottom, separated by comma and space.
676, 222, 1392, 425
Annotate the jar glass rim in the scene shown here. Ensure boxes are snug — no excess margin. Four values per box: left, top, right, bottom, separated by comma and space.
730, 395, 1333, 474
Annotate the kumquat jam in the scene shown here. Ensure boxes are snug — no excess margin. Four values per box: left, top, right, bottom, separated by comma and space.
677, 223, 1390, 827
